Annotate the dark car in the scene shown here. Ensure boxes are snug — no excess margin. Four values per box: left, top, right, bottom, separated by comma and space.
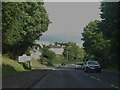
84, 60, 101, 73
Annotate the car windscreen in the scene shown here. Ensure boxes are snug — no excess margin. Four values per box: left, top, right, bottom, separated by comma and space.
88, 61, 99, 65
77, 63, 83, 65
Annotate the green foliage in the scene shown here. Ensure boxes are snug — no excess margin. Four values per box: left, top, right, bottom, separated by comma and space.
63, 42, 85, 63
20, 61, 31, 70
42, 47, 56, 60
52, 55, 65, 66
100, 2, 119, 39
100, 2, 119, 65
82, 21, 110, 55
41, 47, 56, 66
82, 2, 119, 68
2, 2, 50, 59
82, 20, 111, 67
2, 55, 26, 76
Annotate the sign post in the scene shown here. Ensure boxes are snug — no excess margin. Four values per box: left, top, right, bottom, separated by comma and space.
18, 54, 31, 69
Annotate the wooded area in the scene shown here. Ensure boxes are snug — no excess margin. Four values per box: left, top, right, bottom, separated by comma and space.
82, 2, 119, 68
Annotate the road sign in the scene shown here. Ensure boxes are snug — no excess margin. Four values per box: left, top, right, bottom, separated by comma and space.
18, 54, 31, 62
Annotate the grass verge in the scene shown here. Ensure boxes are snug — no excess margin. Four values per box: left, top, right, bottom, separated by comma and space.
2, 55, 28, 77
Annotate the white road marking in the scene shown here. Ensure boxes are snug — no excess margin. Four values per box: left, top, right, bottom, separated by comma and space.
96, 78, 101, 81
90, 76, 96, 79
90, 76, 101, 81
89, 76, 119, 89
110, 84, 120, 89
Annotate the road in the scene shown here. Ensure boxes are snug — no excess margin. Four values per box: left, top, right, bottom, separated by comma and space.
32, 67, 120, 88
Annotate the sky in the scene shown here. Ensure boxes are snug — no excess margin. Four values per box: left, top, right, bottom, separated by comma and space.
38, 2, 101, 46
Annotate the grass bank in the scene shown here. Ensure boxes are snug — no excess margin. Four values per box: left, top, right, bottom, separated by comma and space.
2, 55, 27, 76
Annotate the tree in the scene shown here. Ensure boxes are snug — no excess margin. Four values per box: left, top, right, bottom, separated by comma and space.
100, 2, 119, 66
63, 42, 85, 63
82, 2, 119, 68
100, 2, 119, 39
41, 46, 56, 66
81, 20, 111, 67
2, 2, 50, 59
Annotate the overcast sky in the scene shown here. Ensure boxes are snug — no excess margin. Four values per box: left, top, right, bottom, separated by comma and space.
38, 2, 101, 46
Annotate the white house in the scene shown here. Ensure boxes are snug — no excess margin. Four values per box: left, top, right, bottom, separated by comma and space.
30, 50, 42, 60
49, 47, 64, 55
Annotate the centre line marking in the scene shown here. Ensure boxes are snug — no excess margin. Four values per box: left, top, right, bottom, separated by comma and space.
90, 76, 101, 81
110, 84, 120, 89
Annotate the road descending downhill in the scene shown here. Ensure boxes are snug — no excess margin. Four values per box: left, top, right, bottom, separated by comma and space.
32, 67, 119, 88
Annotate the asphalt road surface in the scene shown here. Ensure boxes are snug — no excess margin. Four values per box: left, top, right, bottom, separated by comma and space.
32, 67, 120, 88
